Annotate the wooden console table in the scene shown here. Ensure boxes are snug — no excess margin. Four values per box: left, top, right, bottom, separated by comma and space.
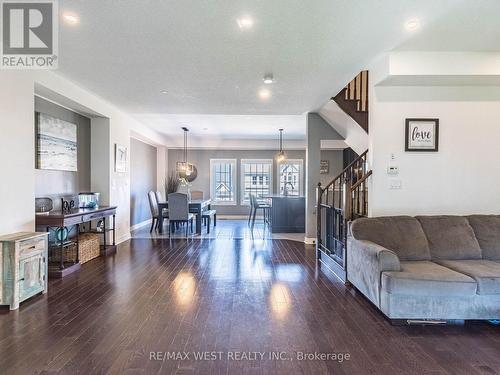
35, 206, 117, 278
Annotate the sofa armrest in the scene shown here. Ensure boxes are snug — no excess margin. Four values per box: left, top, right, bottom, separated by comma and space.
347, 238, 401, 307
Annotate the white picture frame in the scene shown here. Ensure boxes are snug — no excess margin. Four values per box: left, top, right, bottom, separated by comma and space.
115, 144, 128, 173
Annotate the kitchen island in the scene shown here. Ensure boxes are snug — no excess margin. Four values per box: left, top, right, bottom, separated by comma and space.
265, 195, 305, 233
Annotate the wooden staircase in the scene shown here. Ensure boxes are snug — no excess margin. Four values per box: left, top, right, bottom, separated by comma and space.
332, 71, 369, 133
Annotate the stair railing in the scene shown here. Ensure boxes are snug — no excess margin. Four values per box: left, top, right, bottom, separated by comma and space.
316, 149, 371, 282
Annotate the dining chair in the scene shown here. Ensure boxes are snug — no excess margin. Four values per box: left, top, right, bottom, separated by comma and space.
249, 194, 271, 227
148, 191, 160, 232
155, 191, 169, 221
168, 193, 195, 237
190, 190, 204, 200
155, 191, 163, 203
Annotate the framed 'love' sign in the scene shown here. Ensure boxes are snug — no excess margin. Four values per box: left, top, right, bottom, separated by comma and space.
405, 118, 439, 152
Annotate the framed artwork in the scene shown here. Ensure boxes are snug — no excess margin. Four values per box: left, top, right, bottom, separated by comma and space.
115, 144, 128, 173
320, 160, 329, 174
405, 118, 439, 152
36, 112, 78, 171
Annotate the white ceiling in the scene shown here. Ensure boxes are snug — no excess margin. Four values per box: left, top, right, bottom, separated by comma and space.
133, 114, 306, 141
55, 0, 498, 141
395, 2, 500, 52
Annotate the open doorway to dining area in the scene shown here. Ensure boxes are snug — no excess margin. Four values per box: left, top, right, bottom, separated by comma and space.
129, 127, 345, 241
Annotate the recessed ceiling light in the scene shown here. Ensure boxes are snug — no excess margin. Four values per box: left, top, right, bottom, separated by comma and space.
405, 18, 420, 31
160, 90, 168, 94
263, 73, 274, 84
237, 16, 254, 30
63, 12, 79, 25
258, 89, 271, 100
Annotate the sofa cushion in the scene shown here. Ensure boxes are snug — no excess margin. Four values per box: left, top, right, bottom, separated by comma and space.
381, 261, 477, 297
351, 216, 430, 261
435, 260, 500, 295
467, 215, 500, 260
416, 216, 482, 260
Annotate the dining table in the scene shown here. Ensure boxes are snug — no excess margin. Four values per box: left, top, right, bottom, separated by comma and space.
157, 199, 211, 234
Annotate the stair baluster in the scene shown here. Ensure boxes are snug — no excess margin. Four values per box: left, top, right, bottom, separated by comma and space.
316, 149, 371, 282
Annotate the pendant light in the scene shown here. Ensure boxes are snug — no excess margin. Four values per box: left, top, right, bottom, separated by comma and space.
277, 128, 286, 162
176, 127, 193, 176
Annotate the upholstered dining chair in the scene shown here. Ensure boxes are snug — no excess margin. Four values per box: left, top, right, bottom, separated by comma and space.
168, 193, 195, 237
155, 191, 164, 203
148, 191, 160, 232
155, 190, 169, 221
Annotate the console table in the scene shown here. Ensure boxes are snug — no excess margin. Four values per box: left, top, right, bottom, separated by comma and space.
35, 206, 117, 278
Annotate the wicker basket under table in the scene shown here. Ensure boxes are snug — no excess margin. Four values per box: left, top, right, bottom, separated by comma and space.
49, 242, 78, 263
79, 233, 100, 264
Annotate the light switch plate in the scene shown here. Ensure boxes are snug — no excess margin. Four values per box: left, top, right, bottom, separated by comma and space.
389, 179, 402, 190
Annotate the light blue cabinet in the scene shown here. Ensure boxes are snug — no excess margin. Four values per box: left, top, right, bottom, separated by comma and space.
0, 232, 48, 310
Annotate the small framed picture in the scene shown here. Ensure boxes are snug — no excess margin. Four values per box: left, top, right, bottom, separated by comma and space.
405, 118, 439, 152
320, 160, 329, 174
115, 144, 128, 173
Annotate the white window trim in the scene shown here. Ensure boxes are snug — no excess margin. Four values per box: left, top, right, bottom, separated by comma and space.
277, 159, 304, 196
240, 159, 274, 206
210, 159, 237, 205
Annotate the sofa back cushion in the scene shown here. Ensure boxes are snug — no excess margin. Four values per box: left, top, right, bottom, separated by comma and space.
350, 216, 431, 261
467, 215, 500, 260
416, 216, 482, 260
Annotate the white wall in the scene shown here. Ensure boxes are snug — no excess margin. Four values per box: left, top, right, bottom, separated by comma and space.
156, 146, 167, 193
369, 85, 500, 216
0, 71, 167, 242
0, 72, 35, 234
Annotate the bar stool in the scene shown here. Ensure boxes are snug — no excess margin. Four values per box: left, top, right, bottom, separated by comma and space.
248, 194, 271, 227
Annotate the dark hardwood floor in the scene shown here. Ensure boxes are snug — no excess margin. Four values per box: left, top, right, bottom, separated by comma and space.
1, 238, 499, 375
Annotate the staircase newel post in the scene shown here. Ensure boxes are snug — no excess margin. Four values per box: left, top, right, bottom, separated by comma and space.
344, 178, 353, 222
316, 182, 323, 259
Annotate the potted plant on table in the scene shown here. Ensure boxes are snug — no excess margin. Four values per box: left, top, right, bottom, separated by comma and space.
165, 173, 179, 198
177, 177, 192, 200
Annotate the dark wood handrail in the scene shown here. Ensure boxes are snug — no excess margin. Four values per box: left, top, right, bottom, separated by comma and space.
323, 149, 368, 191
351, 170, 373, 190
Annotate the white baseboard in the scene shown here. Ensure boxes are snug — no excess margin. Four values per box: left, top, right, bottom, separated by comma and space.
116, 232, 131, 245
130, 219, 152, 232
217, 215, 260, 220
304, 237, 316, 245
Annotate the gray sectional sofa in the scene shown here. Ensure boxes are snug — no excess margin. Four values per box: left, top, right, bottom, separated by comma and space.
347, 215, 500, 321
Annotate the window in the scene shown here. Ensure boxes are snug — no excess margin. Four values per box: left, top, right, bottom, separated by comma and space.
210, 159, 237, 205
241, 159, 273, 204
278, 159, 303, 196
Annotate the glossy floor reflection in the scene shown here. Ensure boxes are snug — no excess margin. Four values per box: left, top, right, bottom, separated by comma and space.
131, 218, 305, 242
1, 238, 499, 375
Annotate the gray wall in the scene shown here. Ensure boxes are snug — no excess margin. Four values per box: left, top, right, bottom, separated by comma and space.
319, 150, 344, 186
168, 149, 307, 216
130, 138, 158, 226
306, 113, 344, 239
34, 96, 91, 206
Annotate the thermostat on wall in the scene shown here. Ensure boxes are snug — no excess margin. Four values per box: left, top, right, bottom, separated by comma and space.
387, 166, 399, 175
